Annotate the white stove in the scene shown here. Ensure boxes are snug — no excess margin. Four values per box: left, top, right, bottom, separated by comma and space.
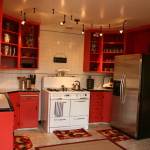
41, 77, 90, 133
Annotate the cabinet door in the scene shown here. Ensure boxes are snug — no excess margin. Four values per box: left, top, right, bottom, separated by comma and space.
20, 97, 39, 128
8, 93, 20, 129
89, 92, 103, 123
102, 92, 113, 123
0, 112, 14, 150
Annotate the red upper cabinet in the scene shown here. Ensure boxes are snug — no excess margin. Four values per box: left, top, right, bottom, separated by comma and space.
125, 25, 150, 54
1, 14, 20, 69
83, 29, 103, 72
83, 29, 124, 73
0, 14, 40, 69
102, 32, 124, 73
20, 22, 40, 69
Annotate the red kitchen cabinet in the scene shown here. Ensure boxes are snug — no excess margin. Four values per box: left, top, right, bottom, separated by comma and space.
125, 25, 150, 54
19, 92, 39, 128
8, 92, 20, 129
89, 92, 103, 123
0, 112, 14, 150
89, 91, 112, 123
102, 92, 113, 123
0, 14, 40, 69
83, 29, 124, 73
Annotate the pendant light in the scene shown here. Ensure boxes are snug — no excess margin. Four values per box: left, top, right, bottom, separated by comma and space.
82, 24, 85, 34
21, 12, 26, 25
60, 15, 66, 26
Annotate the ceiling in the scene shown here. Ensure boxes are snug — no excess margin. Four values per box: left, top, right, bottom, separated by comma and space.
3, 0, 150, 32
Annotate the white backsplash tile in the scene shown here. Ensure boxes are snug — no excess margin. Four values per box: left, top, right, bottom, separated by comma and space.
0, 26, 112, 90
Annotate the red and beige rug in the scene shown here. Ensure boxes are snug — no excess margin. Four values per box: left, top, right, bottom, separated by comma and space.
97, 128, 132, 142
14, 136, 33, 150
53, 128, 92, 140
35, 139, 126, 150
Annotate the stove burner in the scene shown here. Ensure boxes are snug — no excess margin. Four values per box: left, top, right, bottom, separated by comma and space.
47, 88, 61, 92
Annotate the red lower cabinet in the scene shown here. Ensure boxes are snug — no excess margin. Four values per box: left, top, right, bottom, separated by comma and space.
89, 92, 103, 123
89, 91, 112, 123
9, 91, 40, 129
19, 92, 39, 128
102, 92, 113, 123
0, 112, 14, 150
8, 93, 20, 129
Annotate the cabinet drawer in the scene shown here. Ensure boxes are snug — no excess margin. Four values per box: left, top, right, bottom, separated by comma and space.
90, 92, 103, 100
90, 108, 102, 114
20, 96, 39, 101
50, 117, 69, 127
90, 100, 102, 106
70, 116, 88, 126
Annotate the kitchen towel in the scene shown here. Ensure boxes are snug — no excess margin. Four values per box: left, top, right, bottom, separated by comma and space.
54, 102, 64, 117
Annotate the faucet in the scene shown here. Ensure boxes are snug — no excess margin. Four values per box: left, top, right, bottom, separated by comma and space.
75, 80, 80, 91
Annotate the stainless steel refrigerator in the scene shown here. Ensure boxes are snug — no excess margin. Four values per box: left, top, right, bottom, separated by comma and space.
111, 54, 150, 139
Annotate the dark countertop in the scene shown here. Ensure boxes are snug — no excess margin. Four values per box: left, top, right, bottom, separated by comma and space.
0, 93, 14, 112
87, 88, 113, 92
0, 89, 40, 94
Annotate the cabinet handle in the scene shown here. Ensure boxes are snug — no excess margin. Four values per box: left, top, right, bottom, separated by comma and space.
74, 118, 84, 120
20, 95, 39, 97
74, 100, 86, 102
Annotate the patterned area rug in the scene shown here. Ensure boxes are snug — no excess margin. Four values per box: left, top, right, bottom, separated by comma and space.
14, 136, 33, 150
53, 128, 92, 140
97, 129, 132, 142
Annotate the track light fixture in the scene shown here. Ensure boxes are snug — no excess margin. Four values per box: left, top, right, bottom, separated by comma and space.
120, 20, 126, 34
19, 8, 127, 35
99, 26, 103, 36
21, 12, 26, 25
60, 15, 66, 26
82, 24, 85, 34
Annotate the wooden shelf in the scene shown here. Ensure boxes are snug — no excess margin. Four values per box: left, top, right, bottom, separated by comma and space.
90, 52, 101, 55
20, 56, 37, 59
2, 29, 19, 35
2, 42, 18, 46
1, 55, 18, 57
21, 47, 38, 49
103, 52, 123, 54
103, 61, 115, 63
104, 42, 124, 44
90, 61, 100, 63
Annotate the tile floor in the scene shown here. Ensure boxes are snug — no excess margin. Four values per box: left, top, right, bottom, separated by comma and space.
14, 123, 150, 150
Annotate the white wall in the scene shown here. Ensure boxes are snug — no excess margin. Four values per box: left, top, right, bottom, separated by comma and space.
0, 26, 112, 90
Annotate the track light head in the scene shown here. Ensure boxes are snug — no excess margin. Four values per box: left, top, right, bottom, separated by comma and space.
60, 15, 66, 26
21, 12, 26, 25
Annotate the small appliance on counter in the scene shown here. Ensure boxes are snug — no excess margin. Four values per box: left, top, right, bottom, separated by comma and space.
102, 76, 113, 89
87, 76, 94, 89
17, 74, 36, 90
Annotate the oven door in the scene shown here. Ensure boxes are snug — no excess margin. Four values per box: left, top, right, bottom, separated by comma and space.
70, 99, 90, 116
50, 99, 70, 117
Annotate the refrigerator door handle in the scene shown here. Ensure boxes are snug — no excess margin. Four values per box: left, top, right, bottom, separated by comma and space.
122, 74, 126, 104
120, 74, 124, 104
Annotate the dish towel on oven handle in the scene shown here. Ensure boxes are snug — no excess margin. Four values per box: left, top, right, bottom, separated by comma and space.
54, 102, 64, 117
